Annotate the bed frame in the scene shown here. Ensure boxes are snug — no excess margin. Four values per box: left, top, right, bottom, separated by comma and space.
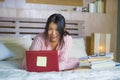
0, 17, 85, 38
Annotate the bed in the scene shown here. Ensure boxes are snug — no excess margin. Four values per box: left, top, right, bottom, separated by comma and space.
0, 17, 120, 80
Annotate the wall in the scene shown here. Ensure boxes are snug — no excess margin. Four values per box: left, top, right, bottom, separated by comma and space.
116, 1, 120, 62
0, 0, 118, 56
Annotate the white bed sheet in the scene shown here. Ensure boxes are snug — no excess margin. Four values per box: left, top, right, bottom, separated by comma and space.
0, 60, 120, 80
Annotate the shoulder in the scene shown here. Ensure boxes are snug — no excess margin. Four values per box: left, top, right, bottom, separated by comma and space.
64, 35, 72, 41
63, 35, 72, 45
34, 33, 45, 40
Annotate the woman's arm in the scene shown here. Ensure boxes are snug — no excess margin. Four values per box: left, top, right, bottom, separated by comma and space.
60, 35, 72, 61
59, 35, 73, 70
21, 34, 42, 69
29, 35, 42, 50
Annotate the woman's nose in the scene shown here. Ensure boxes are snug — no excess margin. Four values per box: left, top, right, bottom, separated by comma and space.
52, 30, 56, 35
53, 30, 56, 34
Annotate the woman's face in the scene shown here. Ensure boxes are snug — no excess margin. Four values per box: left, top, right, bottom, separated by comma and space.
48, 22, 60, 43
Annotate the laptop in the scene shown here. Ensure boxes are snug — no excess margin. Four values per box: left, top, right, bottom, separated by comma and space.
26, 50, 59, 72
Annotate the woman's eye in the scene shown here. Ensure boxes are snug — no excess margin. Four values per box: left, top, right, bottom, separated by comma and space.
48, 28, 52, 30
48, 28, 59, 32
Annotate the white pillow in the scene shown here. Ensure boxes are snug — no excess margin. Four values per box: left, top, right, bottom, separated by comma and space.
0, 35, 32, 60
0, 43, 14, 60
68, 38, 88, 59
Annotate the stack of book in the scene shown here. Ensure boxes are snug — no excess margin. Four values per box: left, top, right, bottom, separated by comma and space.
79, 57, 91, 69
88, 53, 116, 69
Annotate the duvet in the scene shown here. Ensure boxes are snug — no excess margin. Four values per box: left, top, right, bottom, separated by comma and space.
0, 60, 120, 80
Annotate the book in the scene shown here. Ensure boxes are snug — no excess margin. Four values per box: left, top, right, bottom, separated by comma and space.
79, 59, 91, 67
91, 60, 115, 69
90, 59, 113, 64
88, 57, 112, 62
88, 52, 114, 62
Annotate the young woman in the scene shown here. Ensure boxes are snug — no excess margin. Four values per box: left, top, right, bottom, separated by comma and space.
21, 13, 79, 70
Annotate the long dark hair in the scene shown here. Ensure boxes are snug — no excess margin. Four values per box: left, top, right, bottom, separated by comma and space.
44, 13, 69, 42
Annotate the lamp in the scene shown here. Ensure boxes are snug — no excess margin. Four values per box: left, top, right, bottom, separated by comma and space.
90, 33, 111, 56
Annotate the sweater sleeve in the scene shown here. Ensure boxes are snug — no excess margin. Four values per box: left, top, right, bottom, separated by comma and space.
29, 35, 43, 50
59, 35, 72, 62
59, 36, 77, 70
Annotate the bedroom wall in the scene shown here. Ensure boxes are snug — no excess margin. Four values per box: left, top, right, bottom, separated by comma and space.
116, 1, 120, 62
0, 0, 118, 57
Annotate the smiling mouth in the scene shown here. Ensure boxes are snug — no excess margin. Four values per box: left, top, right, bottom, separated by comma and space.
52, 37, 57, 39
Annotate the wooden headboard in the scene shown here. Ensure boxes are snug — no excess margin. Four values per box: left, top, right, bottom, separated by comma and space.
0, 17, 85, 38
